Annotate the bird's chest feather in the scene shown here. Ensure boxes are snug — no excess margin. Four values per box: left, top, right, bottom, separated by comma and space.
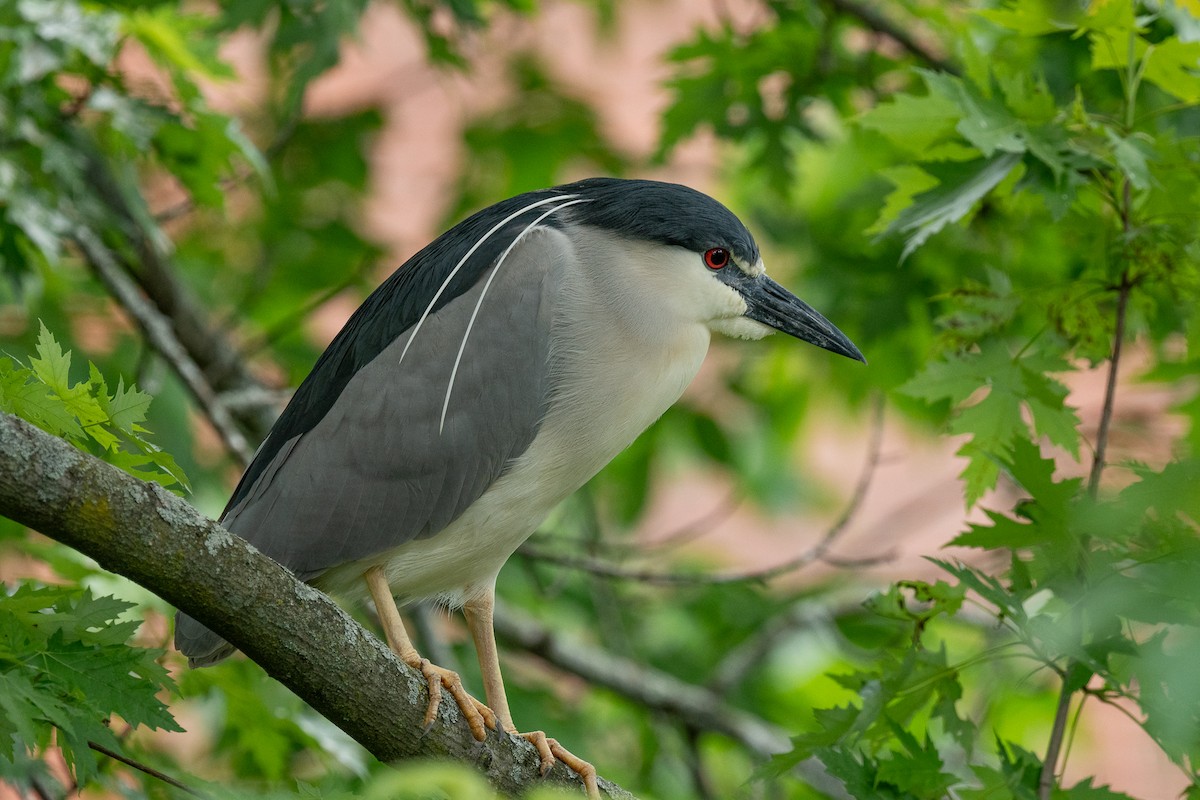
350, 235, 713, 605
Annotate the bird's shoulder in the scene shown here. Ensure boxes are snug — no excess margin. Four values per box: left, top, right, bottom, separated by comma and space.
223, 190, 578, 517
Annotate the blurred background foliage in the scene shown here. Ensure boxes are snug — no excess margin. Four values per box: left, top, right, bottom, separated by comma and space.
1, 0, 1199, 798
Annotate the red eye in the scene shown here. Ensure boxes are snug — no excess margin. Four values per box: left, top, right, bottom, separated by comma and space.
704, 248, 730, 270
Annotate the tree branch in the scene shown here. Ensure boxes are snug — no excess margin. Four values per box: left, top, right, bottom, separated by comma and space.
1041, 261, 1133, 799
494, 602, 789, 758
823, 0, 958, 75
492, 602, 850, 799
0, 412, 630, 799
79, 147, 279, 443
74, 229, 255, 467
1087, 276, 1132, 498
87, 741, 205, 798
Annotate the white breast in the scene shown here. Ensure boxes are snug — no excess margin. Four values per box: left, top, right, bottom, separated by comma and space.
360, 226, 715, 607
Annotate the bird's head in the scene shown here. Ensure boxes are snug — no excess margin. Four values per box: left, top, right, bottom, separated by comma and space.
554, 178, 865, 363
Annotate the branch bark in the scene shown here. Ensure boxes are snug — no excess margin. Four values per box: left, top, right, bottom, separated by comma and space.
0, 412, 631, 799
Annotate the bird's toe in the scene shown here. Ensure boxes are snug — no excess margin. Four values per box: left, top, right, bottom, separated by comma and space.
417, 660, 492, 741
518, 730, 599, 798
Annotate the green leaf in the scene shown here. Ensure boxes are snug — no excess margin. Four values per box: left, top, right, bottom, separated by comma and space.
952, 508, 1042, 549
0, 586, 181, 785
979, 0, 1082, 36
96, 373, 152, 435
123, 6, 234, 81
35, 634, 179, 730
1119, 458, 1200, 522
29, 321, 73, 397
882, 153, 1022, 261
1103, 128, 1153, 192
857, 91, 960, 153
876, 724, 957, 796
897, 352, 979, 406
2, 324, 188, 489
1092, 33, 1200, 103
868, 166, 942, 238
1054, 777, 1140, 800
922, 71, 1027, 157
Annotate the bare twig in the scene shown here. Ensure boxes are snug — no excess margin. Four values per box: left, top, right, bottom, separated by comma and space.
79, 148, 278, 442
238, 263, 373, 358
215, 386, 292, 415
75, 229, 255, 467
492, 604, 785, 756
707, 602, 827, 696
87, 741, 206, 798
1087, 276, 1132, 498
519, 394, 889, 586
28, 777, 57, 800
823, 0, 958, 74
1040, 228, 1134, 799
683, 725, 718, 800
1038, 678, 1076, 800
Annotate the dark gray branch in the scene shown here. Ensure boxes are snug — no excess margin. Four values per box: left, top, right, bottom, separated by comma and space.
79, 148, 279, 442
0, 412, 630, 799
74, 229, 255, 467
824, 0, 958, 75
494, 601, 790, 759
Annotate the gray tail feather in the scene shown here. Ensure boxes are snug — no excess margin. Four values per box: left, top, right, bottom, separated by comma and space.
174, 612, 237, 668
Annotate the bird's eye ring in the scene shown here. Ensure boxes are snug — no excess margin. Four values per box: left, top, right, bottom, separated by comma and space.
704, 248, 730, 270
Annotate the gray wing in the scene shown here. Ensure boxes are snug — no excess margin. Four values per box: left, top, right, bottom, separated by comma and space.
175, 228, 570, 664
228, 228, 568, 576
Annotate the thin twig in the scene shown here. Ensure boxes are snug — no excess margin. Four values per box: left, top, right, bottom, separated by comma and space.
1088, 278, 1133, 497
1038, 681, 1075, 800
683, 725, 718, 800
238, 265, 373, 358
215, 386, 292, 415
707, 602, 826, 695
645, 490, 743, 552
491, 603, 789, 756
519, 394, 889, 586
1040, 242, 1134, 798
823, 0, 958, 74
80, 147, 278, 442
28, 777, 57, 800
74, 229, 254, 466
87, 741, 207, 798
522, 490, 742, 563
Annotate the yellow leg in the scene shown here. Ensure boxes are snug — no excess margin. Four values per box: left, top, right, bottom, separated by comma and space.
365, 566, 495, 740
463, 593, 599, 799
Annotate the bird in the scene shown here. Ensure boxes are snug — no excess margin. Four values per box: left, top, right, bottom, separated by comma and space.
174, 177, 863, 797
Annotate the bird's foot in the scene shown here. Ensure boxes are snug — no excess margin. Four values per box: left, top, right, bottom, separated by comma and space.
414, 658, 497, 741
517, 729, 599, 799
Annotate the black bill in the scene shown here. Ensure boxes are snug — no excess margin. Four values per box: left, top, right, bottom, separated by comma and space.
739, 274, 865, 363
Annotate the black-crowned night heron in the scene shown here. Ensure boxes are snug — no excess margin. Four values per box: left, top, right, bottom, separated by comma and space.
175, 177, 863, 796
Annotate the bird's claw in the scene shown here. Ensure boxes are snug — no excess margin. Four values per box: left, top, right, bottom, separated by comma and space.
518, 730, 599, 799
415, 658, 496, 741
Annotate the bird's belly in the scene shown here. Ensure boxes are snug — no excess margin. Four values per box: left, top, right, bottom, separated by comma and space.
319, 325, 710, 607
